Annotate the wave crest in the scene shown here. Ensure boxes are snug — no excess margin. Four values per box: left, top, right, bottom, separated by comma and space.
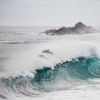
0, 57, 100, 98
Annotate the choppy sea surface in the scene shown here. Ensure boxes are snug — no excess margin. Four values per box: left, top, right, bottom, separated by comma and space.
0, 26, 100, 100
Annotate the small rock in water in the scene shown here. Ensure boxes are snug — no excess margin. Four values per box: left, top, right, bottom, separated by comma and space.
42, 49, 54, 55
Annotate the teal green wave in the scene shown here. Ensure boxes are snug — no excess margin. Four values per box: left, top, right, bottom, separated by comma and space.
0, 57, 100, 93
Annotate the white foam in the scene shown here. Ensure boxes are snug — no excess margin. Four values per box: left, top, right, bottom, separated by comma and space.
6, 83, 100, 100
1, 33, 100, 76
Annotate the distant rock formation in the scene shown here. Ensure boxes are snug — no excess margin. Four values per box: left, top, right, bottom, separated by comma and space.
44, 22, 99, 35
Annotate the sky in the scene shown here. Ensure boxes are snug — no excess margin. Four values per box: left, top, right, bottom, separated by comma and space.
0, 0, 100, 26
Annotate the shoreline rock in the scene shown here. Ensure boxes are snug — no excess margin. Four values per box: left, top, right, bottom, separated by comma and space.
43, 22, 99, 35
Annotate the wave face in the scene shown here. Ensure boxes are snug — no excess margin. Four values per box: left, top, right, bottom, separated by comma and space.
0, 57, 100, 98
32, 57, 100, 91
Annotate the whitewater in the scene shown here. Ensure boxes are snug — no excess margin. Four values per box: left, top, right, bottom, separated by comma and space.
0, 27, 100, 100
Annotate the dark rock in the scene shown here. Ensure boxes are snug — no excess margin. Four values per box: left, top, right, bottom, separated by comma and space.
75, 22, 87, 28
38, 55, 45, 58
42, 49, 54, 55
44, 29, 57, 35
44, 22, 99, 35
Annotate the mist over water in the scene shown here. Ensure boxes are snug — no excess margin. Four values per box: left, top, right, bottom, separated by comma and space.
0, 26, 100, 100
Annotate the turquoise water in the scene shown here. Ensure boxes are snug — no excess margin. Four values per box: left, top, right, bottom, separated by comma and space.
0, 57, 100, 93
0, 27, 100, 99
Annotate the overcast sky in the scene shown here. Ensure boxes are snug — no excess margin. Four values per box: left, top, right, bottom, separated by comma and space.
0, 0, 100, 26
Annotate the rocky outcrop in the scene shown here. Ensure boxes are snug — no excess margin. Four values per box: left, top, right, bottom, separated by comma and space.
44, 22, 99, 35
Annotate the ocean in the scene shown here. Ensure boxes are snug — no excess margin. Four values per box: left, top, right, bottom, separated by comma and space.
0, 26, 100, 100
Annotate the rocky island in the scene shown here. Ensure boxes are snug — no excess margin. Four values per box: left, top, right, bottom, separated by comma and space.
43, 22, 99, 35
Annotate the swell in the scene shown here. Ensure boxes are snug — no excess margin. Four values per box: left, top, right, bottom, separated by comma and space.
32, 57, 100, 91
0, 57, 100, 98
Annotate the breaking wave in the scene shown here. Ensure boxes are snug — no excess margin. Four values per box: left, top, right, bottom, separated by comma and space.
0, 38, 100, 99
0, 56, 100, 99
